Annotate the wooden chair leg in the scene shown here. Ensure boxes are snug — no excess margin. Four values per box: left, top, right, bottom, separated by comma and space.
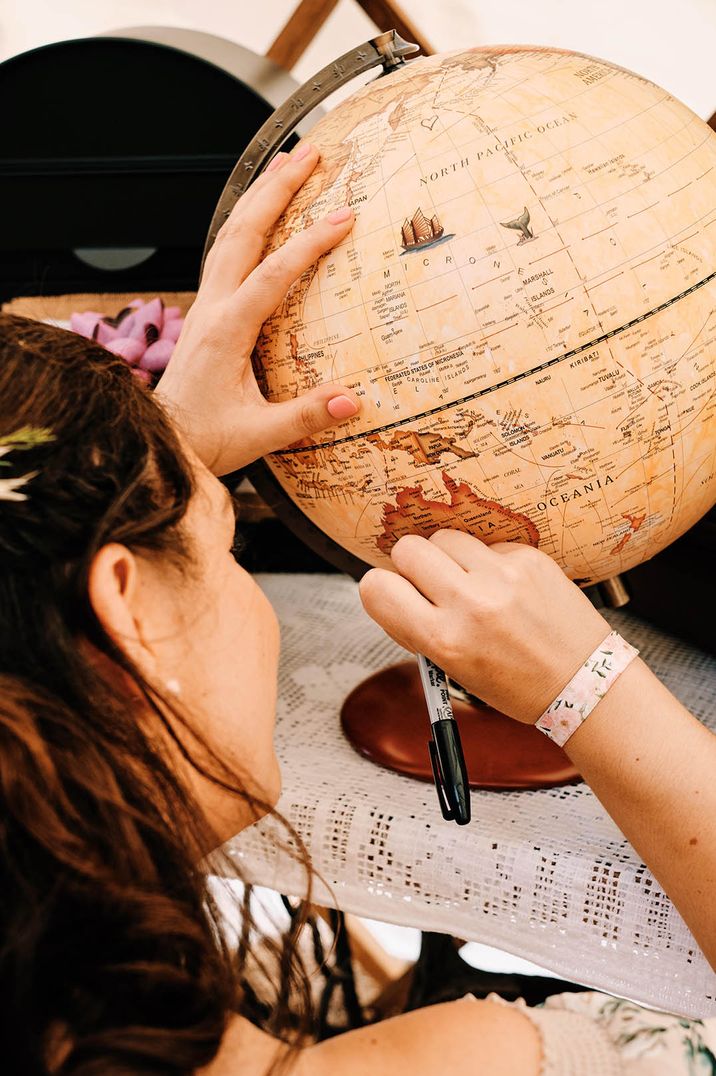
266, 0, 434, 72
266, 0, 341, 70
356, 0, 434, 54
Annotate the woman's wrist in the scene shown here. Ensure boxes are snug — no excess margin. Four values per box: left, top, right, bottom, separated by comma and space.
512, 602, 615, 727
560, 655, 662, 755
534, 631, 639, 746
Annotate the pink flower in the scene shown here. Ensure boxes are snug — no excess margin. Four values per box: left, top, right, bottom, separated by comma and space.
69, 298, 184, 382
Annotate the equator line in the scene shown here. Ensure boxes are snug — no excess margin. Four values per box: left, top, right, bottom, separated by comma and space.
273, 268, 716, 456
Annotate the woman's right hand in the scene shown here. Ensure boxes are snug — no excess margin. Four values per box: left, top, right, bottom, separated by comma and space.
359, 529, 614, 724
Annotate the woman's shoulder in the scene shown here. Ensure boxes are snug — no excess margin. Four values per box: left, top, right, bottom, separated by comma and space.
203, 991, 716, 1075
202, 996, 541, 1076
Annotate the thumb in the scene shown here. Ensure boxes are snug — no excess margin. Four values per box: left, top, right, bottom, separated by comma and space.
256, 385, 361, 456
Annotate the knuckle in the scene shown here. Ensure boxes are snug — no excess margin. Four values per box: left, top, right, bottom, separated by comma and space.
222, 212, 248, 241
305, 220, 338, 253
430, 623, 459, 664
512, 540, 540, 561
298, 400, 321, 435
498, 558, 523, 587
358, 569, 388, 615
274, 167, 303, 191
261, 249, 292, 283
394, 533, 423, 554
514, 543, 551, 581
390, 533, 423, 567
242, 222, 269, 249
428, 528, 449, 547
475, 593, 501, 621
358, 570, 375, 606
209, 222, 227, 246
222, 221, 242, 242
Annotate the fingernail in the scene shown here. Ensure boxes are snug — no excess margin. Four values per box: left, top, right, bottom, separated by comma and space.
327, 394, 359, 419
293, 142, 315, 162
327, 206, 353, 225
266, 152, 288, 172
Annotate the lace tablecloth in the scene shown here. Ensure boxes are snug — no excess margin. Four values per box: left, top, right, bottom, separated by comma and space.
226, 573, 716, 1018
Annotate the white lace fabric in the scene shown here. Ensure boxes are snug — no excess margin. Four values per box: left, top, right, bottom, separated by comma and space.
226, 573, 716, 1018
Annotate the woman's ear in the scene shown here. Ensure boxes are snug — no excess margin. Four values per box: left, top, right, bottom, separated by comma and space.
87, 543, 158, 677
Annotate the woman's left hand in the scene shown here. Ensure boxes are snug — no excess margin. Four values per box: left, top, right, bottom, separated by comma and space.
156, 143, 360, 475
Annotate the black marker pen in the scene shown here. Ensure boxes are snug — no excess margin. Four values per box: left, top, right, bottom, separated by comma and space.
417, 654, 471, 825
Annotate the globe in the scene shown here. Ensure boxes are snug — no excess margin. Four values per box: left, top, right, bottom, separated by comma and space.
249, 45, 716, 586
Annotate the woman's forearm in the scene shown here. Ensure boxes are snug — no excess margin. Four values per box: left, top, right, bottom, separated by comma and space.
564, 657, 716, 969
359, 532, 716, 969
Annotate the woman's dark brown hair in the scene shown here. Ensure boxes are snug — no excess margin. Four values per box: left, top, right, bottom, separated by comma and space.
0, 315, 337, 1075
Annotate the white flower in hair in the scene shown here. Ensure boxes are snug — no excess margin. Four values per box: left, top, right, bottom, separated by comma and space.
0, 472, 39, 502
0, 425, 54, 503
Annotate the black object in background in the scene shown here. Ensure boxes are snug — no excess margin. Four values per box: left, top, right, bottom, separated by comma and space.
623, 507, 715, 656
0, 32, 297, 301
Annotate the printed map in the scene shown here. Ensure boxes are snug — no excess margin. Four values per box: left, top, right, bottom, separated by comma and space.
255, 47, 716, 583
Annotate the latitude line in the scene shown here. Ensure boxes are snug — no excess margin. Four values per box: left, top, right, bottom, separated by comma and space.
272, 269, 716, 456
300, 118, 711, 327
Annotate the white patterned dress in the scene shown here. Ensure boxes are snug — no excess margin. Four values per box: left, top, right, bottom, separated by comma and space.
479, 992, 716, 1074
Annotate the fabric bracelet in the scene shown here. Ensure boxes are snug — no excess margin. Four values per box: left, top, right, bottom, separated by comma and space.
534, 631, 639, 747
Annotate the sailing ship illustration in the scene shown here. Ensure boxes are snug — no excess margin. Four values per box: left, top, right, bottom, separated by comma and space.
400, 207, 454, 253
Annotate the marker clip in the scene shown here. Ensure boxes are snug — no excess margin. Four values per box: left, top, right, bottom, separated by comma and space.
428, 736, 455, 821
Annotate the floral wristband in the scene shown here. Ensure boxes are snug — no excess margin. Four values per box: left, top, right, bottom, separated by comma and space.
534, 631, 639, 747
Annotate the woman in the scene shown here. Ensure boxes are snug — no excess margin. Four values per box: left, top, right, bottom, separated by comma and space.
1, 143, 715, 1075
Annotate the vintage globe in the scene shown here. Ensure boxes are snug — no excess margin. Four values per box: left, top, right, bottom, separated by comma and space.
250, 45, 716, 585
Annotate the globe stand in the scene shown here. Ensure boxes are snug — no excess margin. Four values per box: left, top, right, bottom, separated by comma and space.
341, 661, 580, 790
596, 575, 630, 609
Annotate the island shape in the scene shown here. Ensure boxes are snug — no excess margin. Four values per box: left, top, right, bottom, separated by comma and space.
377, 471, 540, 555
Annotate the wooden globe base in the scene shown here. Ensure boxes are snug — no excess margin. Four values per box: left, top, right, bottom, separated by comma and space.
341, 662, 580, 791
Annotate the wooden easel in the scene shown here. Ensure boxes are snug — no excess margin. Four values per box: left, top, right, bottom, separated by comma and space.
267, 0, 434, 69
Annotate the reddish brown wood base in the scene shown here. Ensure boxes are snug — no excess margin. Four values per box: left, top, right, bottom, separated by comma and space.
341, 662, 581, 791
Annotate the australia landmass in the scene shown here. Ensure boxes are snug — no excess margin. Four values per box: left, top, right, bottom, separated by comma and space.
377, 470, 540, 555
367, 428, 475, 464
